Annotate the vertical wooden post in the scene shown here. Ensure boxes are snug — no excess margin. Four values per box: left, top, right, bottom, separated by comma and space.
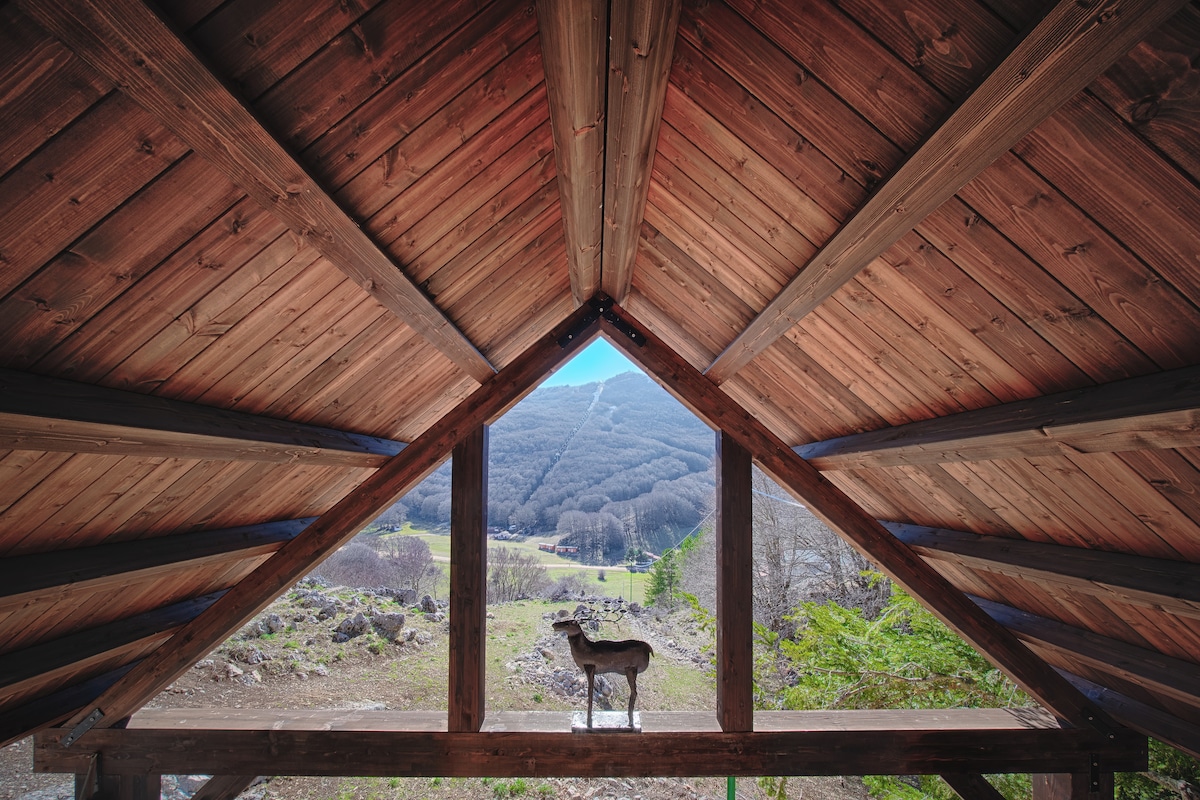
716, 430, 753, 731
76, 772, 160, 800
1032, 770, 1113, 800
449, 425, 488, 732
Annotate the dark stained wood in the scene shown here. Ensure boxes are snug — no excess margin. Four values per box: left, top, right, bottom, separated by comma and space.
940, 773, 1007, 800
0, 593, 222, 695
449, 425, 488, 733
1032, 771, 1113, 800
18, 0, 495, 383
704, 0, 1191, 383
190, 775, 259, 800
0, 665, 134, 748
0, 368, 404, 466
715, 430, 753, 732
33, 709, 1145, 778
888, 522, 1200, 619
65, 303, 601, 732
976, 597, 1200, 708
601, 0, 681, 302
0, 519, 311, 615
1065, 672, 1200, 759
596, 301, 1117, 732
796, 364, 1200, 469
537, 0, 605, 305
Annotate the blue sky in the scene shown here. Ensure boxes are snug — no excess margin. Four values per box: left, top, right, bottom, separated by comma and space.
541, 338, 641, 387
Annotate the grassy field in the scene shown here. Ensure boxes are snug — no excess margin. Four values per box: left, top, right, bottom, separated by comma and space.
375, 525, 652, 605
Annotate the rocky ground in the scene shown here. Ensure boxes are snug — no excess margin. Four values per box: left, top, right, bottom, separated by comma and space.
3, 581, 868, 800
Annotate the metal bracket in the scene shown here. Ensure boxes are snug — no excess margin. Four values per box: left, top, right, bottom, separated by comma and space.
1089, 753, 1101, 793
62, 707, 104, 748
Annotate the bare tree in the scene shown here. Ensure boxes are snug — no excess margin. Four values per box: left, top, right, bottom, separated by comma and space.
488, 547, 549, 602
379, 535, 441, 596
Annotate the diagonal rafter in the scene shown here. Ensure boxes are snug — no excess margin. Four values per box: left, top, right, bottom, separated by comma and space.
595, 299, 1118, 732
537, 0, 607, 306
705, 0, 1190, 383
601, 0, 681, 303
61, 303, 603, 735
19, 0, 495, 383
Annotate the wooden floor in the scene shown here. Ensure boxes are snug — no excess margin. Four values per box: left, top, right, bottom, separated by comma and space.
34, 709, 1145, 778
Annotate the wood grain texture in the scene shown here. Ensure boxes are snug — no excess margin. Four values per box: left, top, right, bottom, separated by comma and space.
537, 0, 605, 305
449, 425, 488, 732
705, 0, 1190, 383
18, 0, 494, 382
716, 431, 753, 732
601, 0, 681, 302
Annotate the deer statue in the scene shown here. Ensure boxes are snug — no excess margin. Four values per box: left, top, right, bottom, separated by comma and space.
553, 618, 653, 729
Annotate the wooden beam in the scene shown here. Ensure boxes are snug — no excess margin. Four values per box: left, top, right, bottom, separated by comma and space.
595, 300, 1117, 731
1063, 672, 1200, 759
601, 0, 681, 302
0, 665, 133, 748
716, 430, 753, 732
1032, 771, 1113, 800
795, 365, 1200, 469
0, 592, 223, 697
975, 597, 1200, 708
704, 0, 1191, 382
886, 522, 1200, 620
0, 519, 312, 616
18, 0, 495, 383
64, 303, 601, 733
940, 773, 1007, 800
190, 775, 260, 800
0, 368, 404, 466
34, 709, 1144, 778
449, 425, 488, 732
537, 0, 606, 305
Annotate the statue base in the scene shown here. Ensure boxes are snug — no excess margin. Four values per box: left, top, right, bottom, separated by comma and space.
571, 710, 642, 732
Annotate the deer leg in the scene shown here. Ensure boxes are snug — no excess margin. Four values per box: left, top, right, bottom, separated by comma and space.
585, 664, 595, 728
626, 666, 638, 728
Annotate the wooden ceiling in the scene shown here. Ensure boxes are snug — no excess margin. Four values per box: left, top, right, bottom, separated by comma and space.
2, 0, 1200, 769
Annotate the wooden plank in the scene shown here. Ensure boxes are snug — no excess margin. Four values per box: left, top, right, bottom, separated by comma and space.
704, 0, 1190, 383
0, 665, 133, 749
940, 773, 1008, 800
887, 522, 1200, 620
33, 711, 1145, 777
64, 302, 601, 732
1032, 771, 1112, 800
1064, 672, 1200, 759
449, 426, 488, 732
0, 368, 405, 466
796, 365, 1200, 469
0, 593, 222, 695
975, 597, 1200, 708
595, 300, 1118, 732
716, 431, 753, 732
0, 519, 311, 615
601, 0, 681, 302
537, 0, 606, 305
19, 0, 495, 383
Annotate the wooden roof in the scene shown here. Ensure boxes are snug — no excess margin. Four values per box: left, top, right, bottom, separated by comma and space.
2, 0, 1199, 770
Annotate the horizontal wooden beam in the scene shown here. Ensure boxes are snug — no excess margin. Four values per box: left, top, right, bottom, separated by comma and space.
1063, 672, 1200, 760
0, 368, 404, 466
976, 597, 1200, 708
601, 0, 681, 302
19, 0, 495, 383
887, 522, 1200, 620
796, 365, 1200, 469
0, 592, 223, 696
33, 709, 1144, 777
598, 302, 1117, 732
0, 519, 312, 615
65, 304, 601, 732
705, 0, 1190, 382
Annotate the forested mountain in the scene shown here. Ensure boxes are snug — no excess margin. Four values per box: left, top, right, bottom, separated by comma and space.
394, 372, 715, 563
